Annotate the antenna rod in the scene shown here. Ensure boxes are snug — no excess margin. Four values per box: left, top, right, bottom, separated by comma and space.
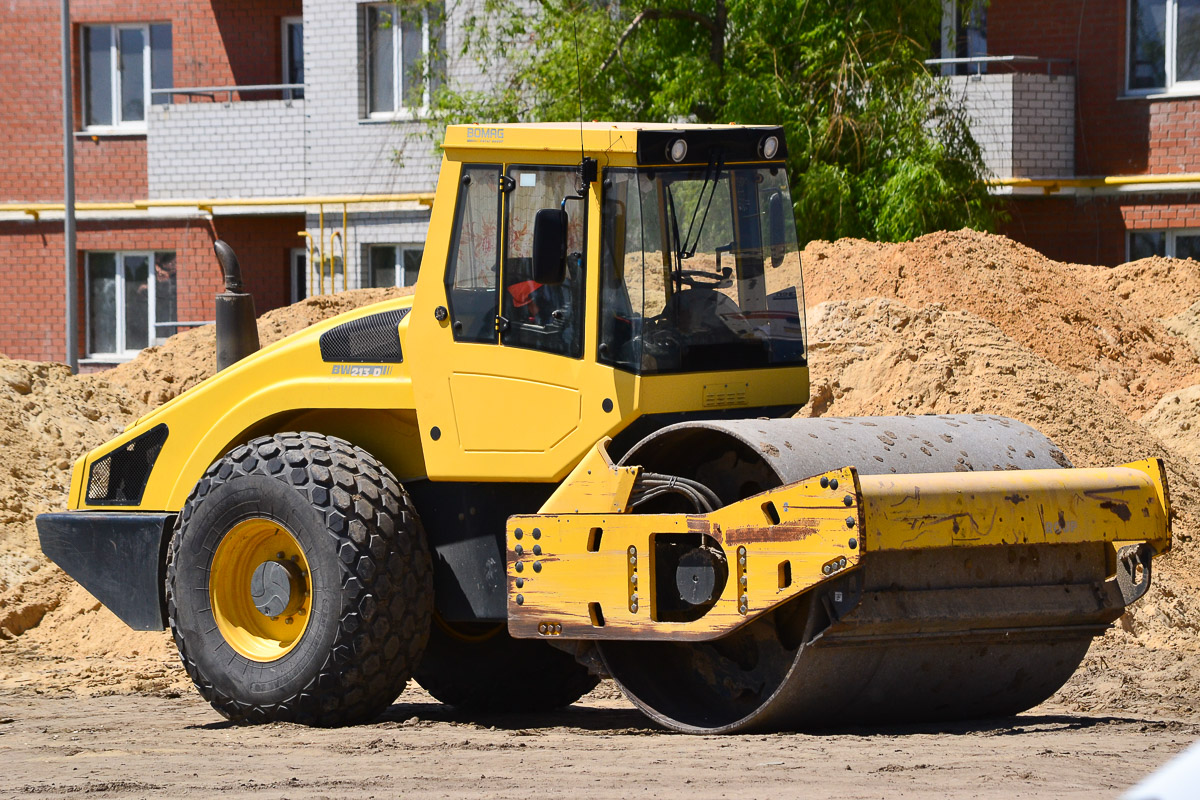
573, 14, 584, 161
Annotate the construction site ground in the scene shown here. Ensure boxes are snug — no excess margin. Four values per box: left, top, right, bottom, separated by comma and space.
3, 230, 1200, 797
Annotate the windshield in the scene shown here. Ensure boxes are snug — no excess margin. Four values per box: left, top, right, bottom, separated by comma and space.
599, 166, 806, 374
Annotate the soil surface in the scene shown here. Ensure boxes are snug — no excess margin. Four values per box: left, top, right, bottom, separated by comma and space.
2, 231, 1200, 796
2, 686, 1196, 800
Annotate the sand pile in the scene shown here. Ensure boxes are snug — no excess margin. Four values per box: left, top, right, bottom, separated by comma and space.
802, 230, 1200, 416
0, 288, 410, 692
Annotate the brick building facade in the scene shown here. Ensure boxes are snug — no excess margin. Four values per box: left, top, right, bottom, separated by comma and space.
945, 0, 1200, 265
0, 0, 475, 366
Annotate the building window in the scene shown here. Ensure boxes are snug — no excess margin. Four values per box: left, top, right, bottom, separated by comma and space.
369, 244, 423, 287
939, 0, 988, 75
282, 17, 304, 100
291, 248, 308, 303
364, 2, 444, 115
1128, 229, 1200, 259
1129, 0, 1200, 92
86, 251, 177, 358
82, 24, 172, 129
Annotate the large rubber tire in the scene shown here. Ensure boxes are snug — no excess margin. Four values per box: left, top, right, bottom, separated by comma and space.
166, 433, 433, 726
415, 618, 599, 713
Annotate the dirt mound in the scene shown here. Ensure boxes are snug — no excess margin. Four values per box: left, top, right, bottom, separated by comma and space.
1163, 300, 1200, 359
1140, 384, 1200, 468
0, 288, 410, 690
802, 230, 1200, 416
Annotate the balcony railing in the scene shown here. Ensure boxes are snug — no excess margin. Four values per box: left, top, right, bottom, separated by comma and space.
925, 55, 1074, 77
150, 83, 305, 104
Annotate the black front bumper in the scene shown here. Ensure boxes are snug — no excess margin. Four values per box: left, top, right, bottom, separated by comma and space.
36, 512, 175, 631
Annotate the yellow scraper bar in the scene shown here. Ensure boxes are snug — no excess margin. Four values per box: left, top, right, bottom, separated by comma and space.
861, 458, 1170, 555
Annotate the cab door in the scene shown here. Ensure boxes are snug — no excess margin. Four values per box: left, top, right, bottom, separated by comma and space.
416, 161, 597, 482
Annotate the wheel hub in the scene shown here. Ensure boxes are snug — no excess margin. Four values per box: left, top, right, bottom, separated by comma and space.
209, 518, 312, 662
250, 558, 304, 618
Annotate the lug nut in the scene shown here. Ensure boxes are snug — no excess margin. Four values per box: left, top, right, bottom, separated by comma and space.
285, 617, 294, 624
276, 552, 285, 559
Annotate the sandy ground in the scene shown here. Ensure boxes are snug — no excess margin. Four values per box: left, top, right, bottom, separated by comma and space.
2, 682, 1197, 800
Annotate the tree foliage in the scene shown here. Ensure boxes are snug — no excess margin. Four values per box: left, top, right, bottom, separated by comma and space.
430, 0, 1000, 243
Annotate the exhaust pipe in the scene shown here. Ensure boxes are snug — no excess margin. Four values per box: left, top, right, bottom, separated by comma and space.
213, 240, 260, 371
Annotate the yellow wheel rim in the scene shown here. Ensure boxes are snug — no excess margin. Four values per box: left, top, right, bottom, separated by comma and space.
210, 518, 313, 662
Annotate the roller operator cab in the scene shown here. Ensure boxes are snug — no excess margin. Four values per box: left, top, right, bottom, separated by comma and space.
37, 124, 1171, 734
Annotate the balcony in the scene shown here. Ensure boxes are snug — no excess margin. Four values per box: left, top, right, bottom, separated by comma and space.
931, 57, 1076, 180
146, 85, 306, 200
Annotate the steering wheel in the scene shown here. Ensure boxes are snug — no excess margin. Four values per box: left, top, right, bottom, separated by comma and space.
675, 269, 729, 288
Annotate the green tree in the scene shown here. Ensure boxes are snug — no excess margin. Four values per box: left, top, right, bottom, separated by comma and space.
430, 0, 999, 243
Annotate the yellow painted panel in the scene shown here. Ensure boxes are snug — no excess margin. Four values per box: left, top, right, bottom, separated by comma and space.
860, 460, 1171, 554
506, 467, 862, 642
450, 373, 581, 453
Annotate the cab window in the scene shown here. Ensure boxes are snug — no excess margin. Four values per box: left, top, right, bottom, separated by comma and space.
444, 164, 501, 343
500, 166, 586, 358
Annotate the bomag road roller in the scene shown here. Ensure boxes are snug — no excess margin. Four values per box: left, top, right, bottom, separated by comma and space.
37, 123, 1171, 733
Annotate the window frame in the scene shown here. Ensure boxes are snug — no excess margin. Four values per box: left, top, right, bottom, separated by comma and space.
1126, 0, 1200, 96
282, 16, 304, 101
84, 250, 176, 359
367, 243, 424, 287
81, 23, 155, 132
1126, 227, 1200, 259
363, 2, 439, 118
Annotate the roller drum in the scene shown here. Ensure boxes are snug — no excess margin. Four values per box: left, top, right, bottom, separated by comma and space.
601, 415, 1118, 733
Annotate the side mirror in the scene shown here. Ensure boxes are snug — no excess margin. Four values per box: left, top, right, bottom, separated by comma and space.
531, 207, 568, 285
768, 192, 787, 268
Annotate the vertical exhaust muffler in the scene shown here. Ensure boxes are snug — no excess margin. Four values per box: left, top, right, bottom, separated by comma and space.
213, 240, 260, 371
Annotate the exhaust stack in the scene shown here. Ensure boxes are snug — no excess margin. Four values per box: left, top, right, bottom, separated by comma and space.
213, 240, 260, 371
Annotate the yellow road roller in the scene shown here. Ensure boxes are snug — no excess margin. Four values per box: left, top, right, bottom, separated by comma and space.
37, 123, 1170, 733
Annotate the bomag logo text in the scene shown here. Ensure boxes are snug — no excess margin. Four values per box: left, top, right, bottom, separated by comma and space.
466, 126, 505, 142
331, 365, 392, 377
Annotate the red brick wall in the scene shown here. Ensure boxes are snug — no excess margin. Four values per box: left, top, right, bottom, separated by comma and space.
1002, 193, 1200, 266
988, 0, 1200, 177
0, 0, 300, 205
0, 214, 301, 363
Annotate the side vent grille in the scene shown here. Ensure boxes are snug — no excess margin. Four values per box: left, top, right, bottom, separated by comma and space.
85, 424, 169, 506
319, 308, 409, 363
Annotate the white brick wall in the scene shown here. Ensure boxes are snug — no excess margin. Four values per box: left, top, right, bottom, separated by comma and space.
944, 73, 1075, 179
147, 100, 307, 197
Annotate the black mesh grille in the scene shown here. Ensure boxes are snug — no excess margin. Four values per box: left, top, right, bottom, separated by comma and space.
85, 424, 169, 506
319, 308, 408, 363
